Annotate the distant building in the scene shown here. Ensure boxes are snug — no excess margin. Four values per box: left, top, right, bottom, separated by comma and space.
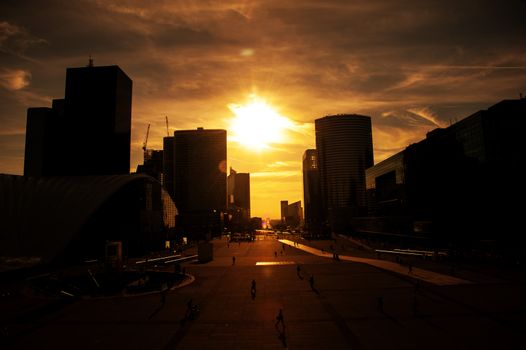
280, 200, 288, 224
279, 200, 303, 229
163, 136, 174, 198
24, 64, 132, 176
136, 149, 163, 182
173, 128, 227, 239
227, 167, 251, 231
250, 217, 263, 231
286, 200, 303, 228
315, 114, 373, 233
365, 98, 526, 249
302, 149, 323, 233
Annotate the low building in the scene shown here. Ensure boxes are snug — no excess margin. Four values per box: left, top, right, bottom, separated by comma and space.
0, 174, 177, 266
365, 98, 526, 250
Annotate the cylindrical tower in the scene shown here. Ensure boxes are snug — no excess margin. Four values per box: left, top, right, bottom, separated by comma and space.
315, 114, 373, 230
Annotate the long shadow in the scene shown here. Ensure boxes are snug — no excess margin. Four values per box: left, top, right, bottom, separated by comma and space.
379, 309, 402, 326
275, 322, 287, 348
148, 303, 164, 320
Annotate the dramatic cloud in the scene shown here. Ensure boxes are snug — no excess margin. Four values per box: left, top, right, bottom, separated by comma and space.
1, 0, 525, 218
0, 69, 31, 90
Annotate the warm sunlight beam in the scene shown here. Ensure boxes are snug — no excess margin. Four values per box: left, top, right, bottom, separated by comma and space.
228, 95, 292, 151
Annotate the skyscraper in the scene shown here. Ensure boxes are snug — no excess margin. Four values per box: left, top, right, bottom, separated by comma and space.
280, 200, 288, 224
315, 114, 373, 232
63, 65, 132, 175
173, 128, 227, 239
24, 107, 57, 177
227, 168, 251, 230
227, 168, 251, 215
24, 64, 132, 176
302, 149, 323, 234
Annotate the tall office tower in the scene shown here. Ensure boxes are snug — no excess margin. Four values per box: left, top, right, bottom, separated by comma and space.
136, 150, 163, 182
24, 107, 57, 177
24, 99, 65, 177
315, 114, 373, 232
63, 65, 132, 175
280, 200, 288, 224
227, 168, 251, 229
24, 64, 132, 176
227, 168, 251, 216
173, 128, 227, 239
302, 149, 323, 233
163, 136, 174, 198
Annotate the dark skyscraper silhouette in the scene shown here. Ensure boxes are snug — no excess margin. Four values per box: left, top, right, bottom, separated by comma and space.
63, 65, 132, 175
24, 107, 58, 176
24, 64, 132, 176
302, 149, 323, 234
315, 114, 373, 233
173, 128, 227, 239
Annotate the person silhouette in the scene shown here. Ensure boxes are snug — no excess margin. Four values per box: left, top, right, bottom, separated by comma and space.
232, 256, 236, 265
251, 279, 256, 299
275, 308, 284, 328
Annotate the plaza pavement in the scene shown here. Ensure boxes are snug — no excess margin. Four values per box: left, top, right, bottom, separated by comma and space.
279, 239, 470, 286
2, 236, 526, 349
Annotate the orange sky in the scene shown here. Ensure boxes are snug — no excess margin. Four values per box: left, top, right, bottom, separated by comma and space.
1, 1, 526, 219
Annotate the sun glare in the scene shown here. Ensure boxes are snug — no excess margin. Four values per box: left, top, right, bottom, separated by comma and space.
228, 96, 291, 151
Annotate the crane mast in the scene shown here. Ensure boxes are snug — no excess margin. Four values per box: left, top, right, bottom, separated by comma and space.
142, 124, 150, 161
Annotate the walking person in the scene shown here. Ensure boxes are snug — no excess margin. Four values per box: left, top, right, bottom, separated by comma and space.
251, 279, 256, 300
275, 308, 287, 347
232, 256, 236, 265
182, 298, 194, 322
275, 308, 285, 329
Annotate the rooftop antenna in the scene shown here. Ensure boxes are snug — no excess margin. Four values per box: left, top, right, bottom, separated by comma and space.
88, 54, 94, 67
165, 115, 170, 136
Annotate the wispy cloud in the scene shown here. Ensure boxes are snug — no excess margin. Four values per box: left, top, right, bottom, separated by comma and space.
0, 21, 47, 60
1, 0, 525, 217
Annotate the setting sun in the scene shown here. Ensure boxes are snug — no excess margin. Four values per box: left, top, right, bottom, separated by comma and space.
228, 95, 292, 151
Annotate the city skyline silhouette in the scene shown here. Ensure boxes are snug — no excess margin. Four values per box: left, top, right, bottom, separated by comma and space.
1, 2, 526, 348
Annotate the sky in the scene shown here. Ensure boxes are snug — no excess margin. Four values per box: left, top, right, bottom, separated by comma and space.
1, 0, 525, 219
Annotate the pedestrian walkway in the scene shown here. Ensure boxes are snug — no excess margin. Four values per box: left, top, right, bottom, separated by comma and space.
279, 239, 470, 286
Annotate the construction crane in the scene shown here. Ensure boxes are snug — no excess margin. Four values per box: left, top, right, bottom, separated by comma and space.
142, 124, 150, 160
165, 116, 170, 136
